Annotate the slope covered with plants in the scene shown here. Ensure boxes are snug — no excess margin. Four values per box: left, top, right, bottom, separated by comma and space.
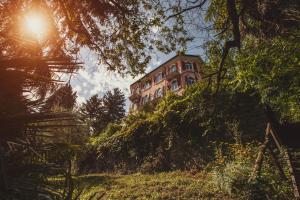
79, 83, 266, 173
74, 80, 296, 199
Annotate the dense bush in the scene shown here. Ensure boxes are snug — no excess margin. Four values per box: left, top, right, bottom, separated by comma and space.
79, 83, 267, 173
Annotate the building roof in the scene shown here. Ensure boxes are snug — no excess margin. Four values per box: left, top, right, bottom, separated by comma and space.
130, 54, 202, 87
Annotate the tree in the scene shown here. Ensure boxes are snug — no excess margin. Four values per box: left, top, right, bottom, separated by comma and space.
42, 84, 77, 112
81, 94, 106, 134
103, 88, 126, 123
81, 88, 126, 134
152, 0, 299, 121
0, 2, 82, 197
0, 0, 193, 76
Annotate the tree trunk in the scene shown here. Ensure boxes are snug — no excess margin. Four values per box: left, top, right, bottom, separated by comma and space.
250, 123, 270, 181
64, 159, 73, 200
267, 146, 287, 180
0, 145, 7, 192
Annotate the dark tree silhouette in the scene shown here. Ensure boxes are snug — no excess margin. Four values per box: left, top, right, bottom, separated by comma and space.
103, 88, 126, 123
42, 84, 77, 112
81, 94, 106, 134
81, 88, 126, 134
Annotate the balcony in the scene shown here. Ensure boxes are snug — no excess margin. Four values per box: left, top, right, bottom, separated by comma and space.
166, 71, 180, 80
129, 92, 141, 103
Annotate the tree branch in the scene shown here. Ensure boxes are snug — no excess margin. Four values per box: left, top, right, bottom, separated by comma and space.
165, 0, 208, 21
215, 0, 241, 93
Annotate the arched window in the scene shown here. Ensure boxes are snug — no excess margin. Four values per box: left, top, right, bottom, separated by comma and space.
171, 79, 179, 91
186, 76, 195, 86
154, 72, 163, 84
142, 95, 149, 104
169, 64, 177, 73
143, 81, 151, 90
155, 88, 163, 98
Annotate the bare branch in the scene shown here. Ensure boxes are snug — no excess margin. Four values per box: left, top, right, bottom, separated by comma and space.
165, 0, 208, 21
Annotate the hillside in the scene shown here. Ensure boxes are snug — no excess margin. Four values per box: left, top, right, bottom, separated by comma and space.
79, 84, 267, 173
70, 83, 294, 199
53, 167, 292, 200
69, 172, 220, 200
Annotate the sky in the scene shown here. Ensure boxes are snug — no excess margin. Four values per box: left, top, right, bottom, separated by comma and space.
70, 46, 204, 111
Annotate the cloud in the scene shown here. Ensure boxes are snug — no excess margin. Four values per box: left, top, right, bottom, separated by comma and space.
71, 49, 136, 110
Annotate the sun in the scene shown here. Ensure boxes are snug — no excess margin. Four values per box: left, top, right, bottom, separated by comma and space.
24, 12, 47, 40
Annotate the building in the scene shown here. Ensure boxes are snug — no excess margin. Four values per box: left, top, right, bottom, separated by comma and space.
129, 54, 204, 112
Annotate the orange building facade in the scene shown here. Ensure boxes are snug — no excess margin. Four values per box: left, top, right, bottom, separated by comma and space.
129, 54, 204, 112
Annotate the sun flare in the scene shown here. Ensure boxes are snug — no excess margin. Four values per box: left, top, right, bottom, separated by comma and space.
24, 13, 47, 40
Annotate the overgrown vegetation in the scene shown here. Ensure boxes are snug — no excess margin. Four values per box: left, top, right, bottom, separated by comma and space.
77, 76, 297, 198
80, 83, 264, 172
57, 142, 293, 199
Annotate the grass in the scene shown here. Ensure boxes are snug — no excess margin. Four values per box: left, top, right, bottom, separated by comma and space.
67, 171, 231, 200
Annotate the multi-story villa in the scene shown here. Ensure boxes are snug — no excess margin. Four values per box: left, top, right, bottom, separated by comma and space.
129, 54, 204, 112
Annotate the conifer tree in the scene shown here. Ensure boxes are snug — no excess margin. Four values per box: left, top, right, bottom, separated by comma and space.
103, 88, 126, 123
81, 94, 106, 134
42, 84, 77, 112
81, 88, 125, 134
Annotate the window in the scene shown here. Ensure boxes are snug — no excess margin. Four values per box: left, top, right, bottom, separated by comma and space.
132, 87, 140, 94
143, 81, 151, 90
131, 103, 137, 110
186, 76, 195, 86
170, 79, 179, 91
142, 95, 149, 104
154, 73, 163, 84
184, 62, 193, 70
169, 64, 177, 73
154, 88, 163, 98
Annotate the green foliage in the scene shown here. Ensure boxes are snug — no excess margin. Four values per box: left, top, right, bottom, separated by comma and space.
229, 33, 300, 122
81, 88, 126, 134
102, 88, 126, 124
51, 172, 221, 200
205, 143, 293, 200
56, 142, 293, 199
81, 83, 267, 173
42, 84, 77, 112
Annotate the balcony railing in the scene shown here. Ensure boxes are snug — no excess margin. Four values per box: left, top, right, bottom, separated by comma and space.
166, 70, 180, 80
129, 92, 141, 102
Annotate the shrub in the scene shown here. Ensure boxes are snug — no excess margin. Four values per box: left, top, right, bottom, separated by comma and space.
83, 83, 267, 173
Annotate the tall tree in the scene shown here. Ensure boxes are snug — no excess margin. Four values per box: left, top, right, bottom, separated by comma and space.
81, 88, 126, 134
81, 94, 106, 134
42, 84, 77, 112
103, 88, 126, 123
